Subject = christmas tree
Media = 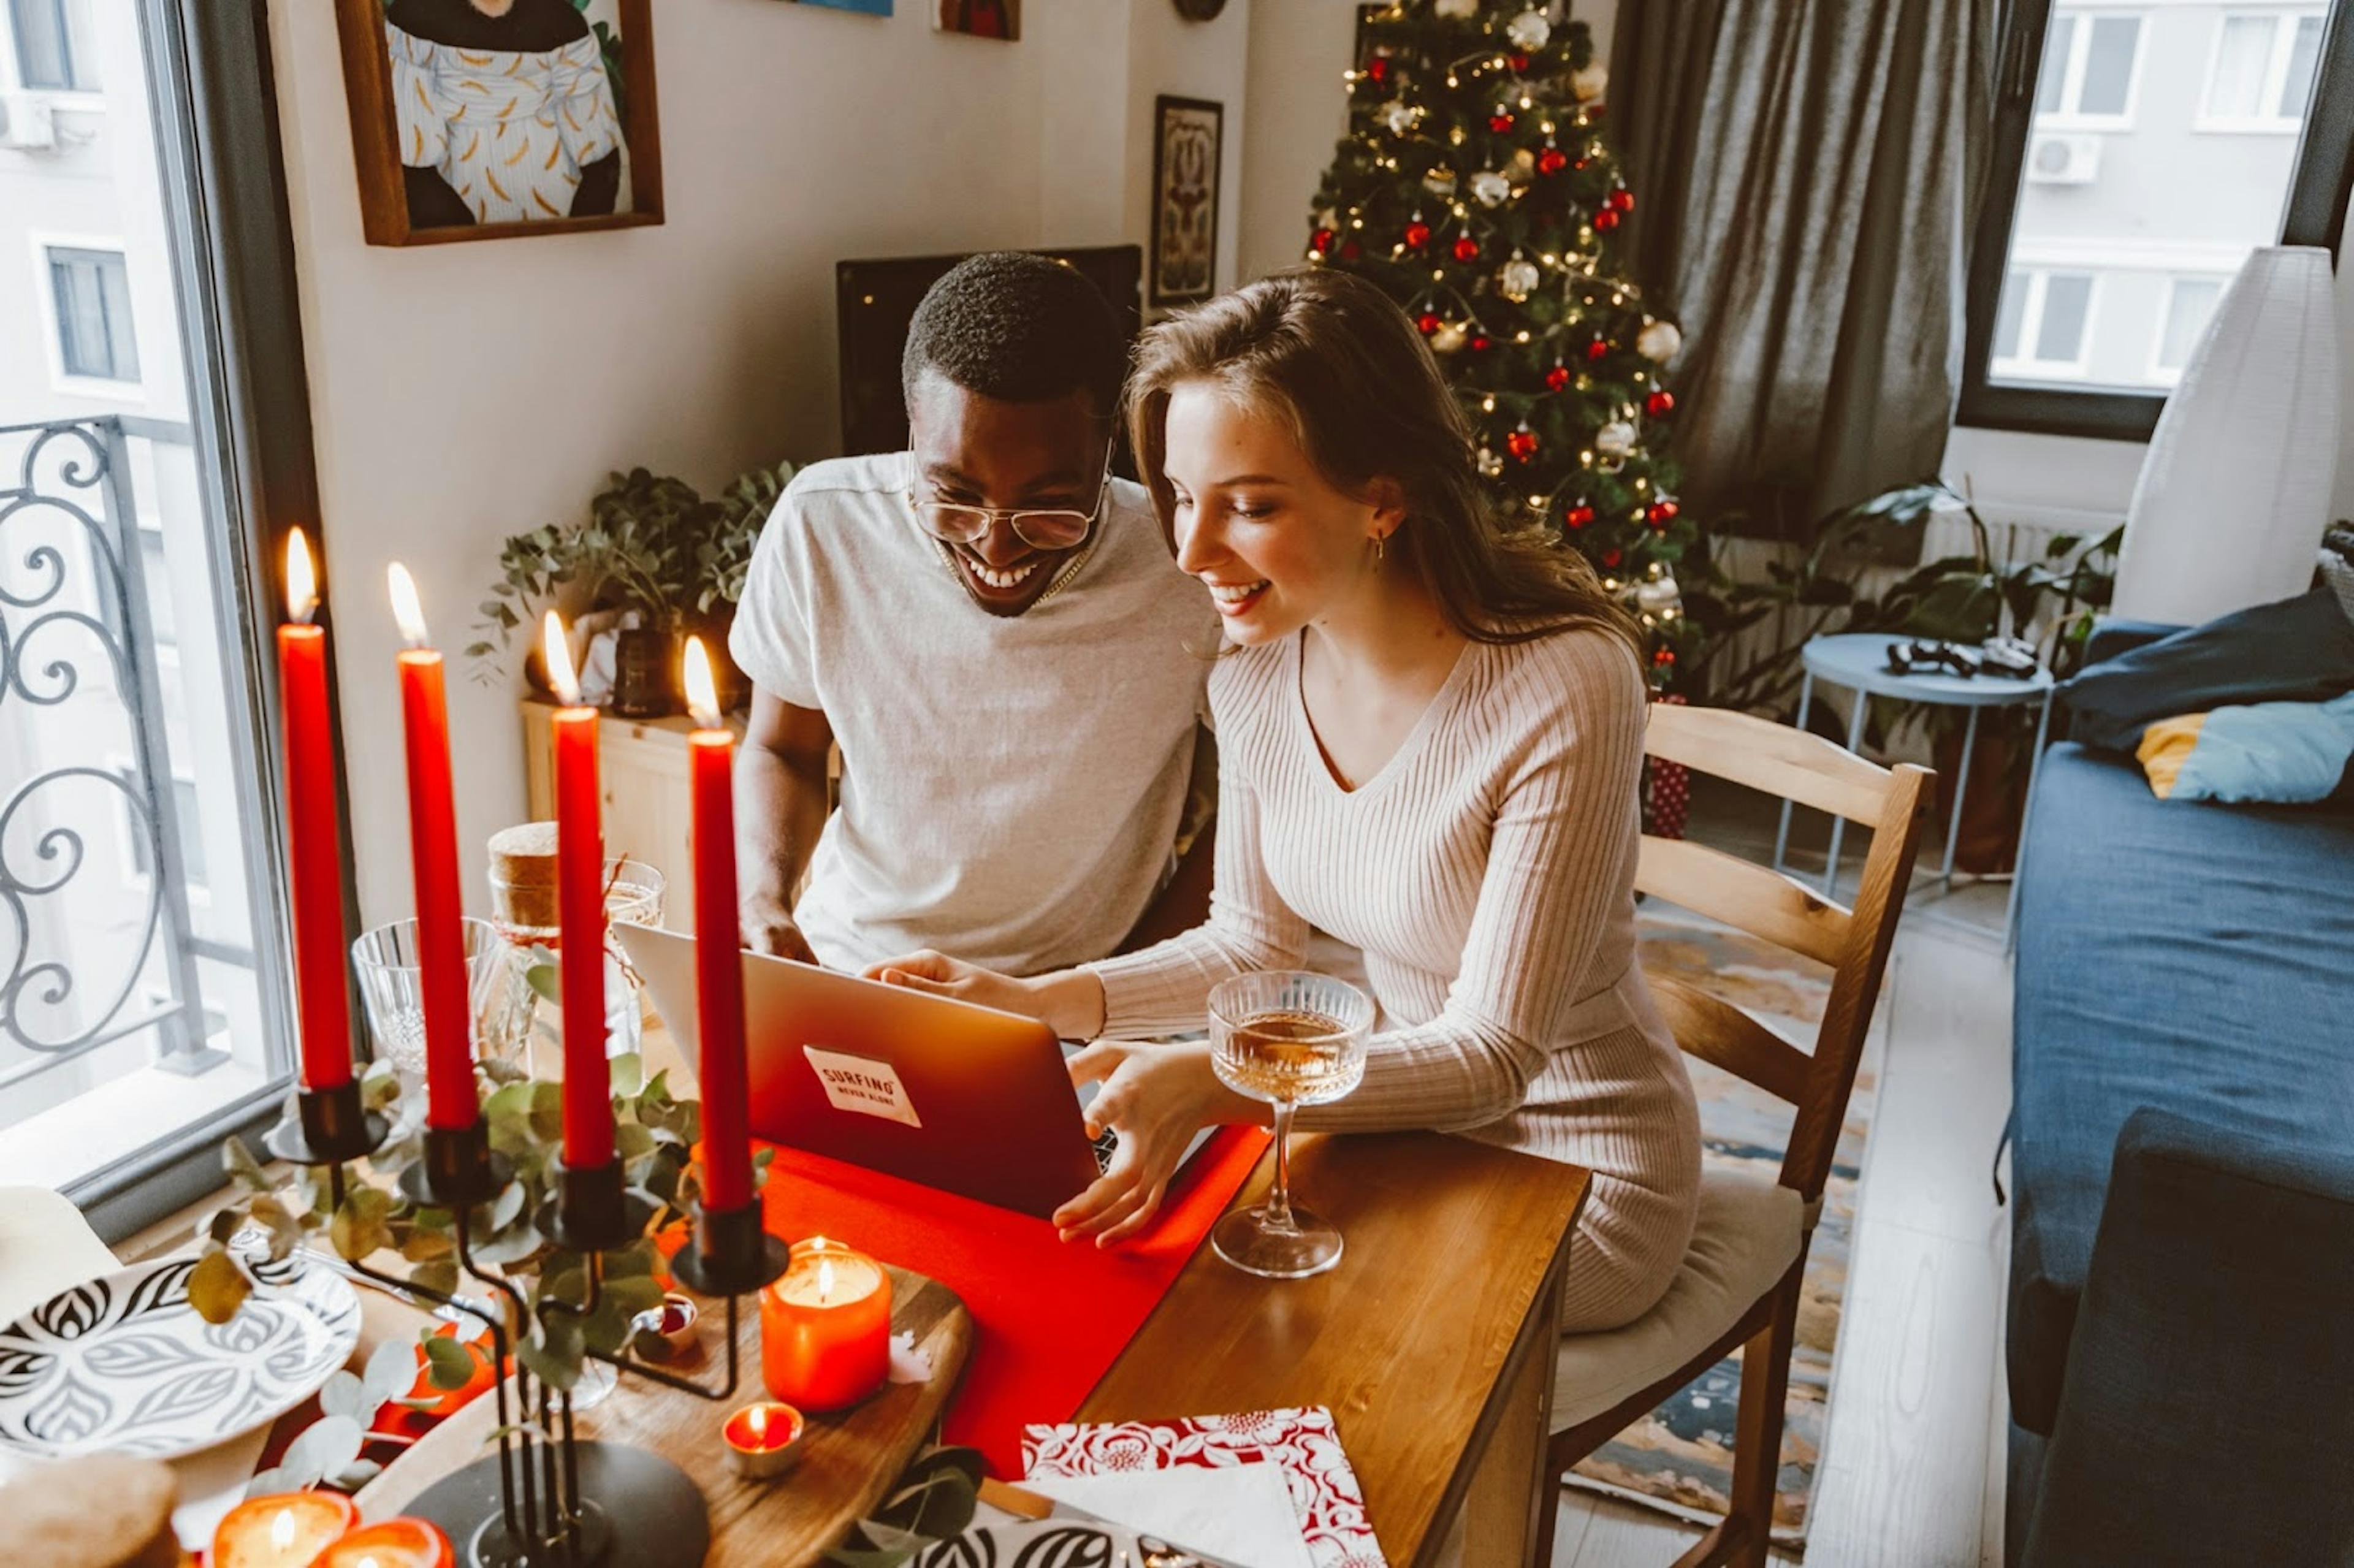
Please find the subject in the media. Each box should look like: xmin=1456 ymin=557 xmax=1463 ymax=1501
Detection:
xmin=1306 ymin=0 xmax=1700 ymax=688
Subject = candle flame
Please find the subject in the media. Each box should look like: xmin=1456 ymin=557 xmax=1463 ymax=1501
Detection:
xmin=748 ymin=1406 xmax=768 ymax=1442
xmin=684 ymin=636 xmax=721 ymax=730
xmin=543 ymin=610 xmax=581 ymax=706
xmin=284 ymin=529 xmax=318 ymax=625
xmin=816 ymin=1255 xmax=836 ymax=1304
xmin=271 ymin=1509 xmax=297 ymax=1550
xmin=387 ymin=563 xmax=430 ymax=649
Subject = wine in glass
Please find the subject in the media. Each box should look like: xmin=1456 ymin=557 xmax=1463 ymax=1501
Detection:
xmin=1208 ymin=970 xmax=1374 ymax=1279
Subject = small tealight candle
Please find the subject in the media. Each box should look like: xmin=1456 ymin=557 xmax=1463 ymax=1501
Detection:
xmin=723 ymin=1400 xmax=806 ymax=1480
xmin=314 ymin=1517 xmax=456 ymax=1568
xmin=212 ymin=1492 xmax=359 ymax=1568
xmin=760 ymin=1237 xmax=893 ymax=1412
xmin=633 ymin=1291 xmax=701 ymax=1361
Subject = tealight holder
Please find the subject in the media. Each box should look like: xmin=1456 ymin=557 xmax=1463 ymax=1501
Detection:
xmin=269 ymin=1083 xmax=791 ymax=1568
xmin=632 ymin=1293 xmax=701 ymax=1362
xmin=721 ymin=1402 xmax=804 ymax=1482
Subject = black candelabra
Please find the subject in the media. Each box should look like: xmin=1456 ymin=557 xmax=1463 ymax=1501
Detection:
xmin=269 ymin=1078 xmax=790 ymax=1568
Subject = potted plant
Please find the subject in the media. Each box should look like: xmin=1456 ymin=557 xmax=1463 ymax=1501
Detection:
xmin=470 ymin=460 xmax=793 ymax=718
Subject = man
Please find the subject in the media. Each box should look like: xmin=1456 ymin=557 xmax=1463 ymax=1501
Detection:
xmin=728 ymin=252 xmax=1218 ymax=976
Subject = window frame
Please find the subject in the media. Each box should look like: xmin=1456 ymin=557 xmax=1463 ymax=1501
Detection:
xmin=45 ymin=242 xmax=142 ymax=385
xmin=2197 ymin=7 xmax=2329 ymax=132
xmin=53 ymin=0 xmax=350 ymax=1241
xmin=1959 ymin=0 xmax=2354 ymax=442
xmin=2147 ymin=272 xmax=2230 ymax=380
xmin=1989 ymin=267 xmax=2103 ymax=379
xmin=2036 ymin=7 xmax=2150 ymax=130
xmin=7 ymin=0 xmax=91 ymax=92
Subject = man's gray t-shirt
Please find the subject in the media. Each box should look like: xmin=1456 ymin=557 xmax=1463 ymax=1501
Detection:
xmin=728 ymin=453 xmax=1217 ymax=976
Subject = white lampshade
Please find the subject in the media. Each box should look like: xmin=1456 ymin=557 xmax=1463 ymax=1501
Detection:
xmin=2112 ymin=245 xmax=2339 ymax=626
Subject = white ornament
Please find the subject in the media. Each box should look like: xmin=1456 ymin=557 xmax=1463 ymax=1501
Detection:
xmin=1637 ymin=319 xmax=1683 ymax=363
xmin=1477 ymin=446 xmax=1505 ymax=479
xmin=1423 ymin=165 xmax=1458 ymax=199
xmin=1382 ymin=99 xmax=1418 ymax=135
xmin=1431 ymin=322 xmax=1468 ymax=354
xmin=1571 ymin=62 xmax=1609 ymax=104
xmin=1636 ymin=572 xmax=1682 ymax=614
xmin=1506 ymin=9 xmax=1552 ymax=50
xmin=1434 ymin=0 xmax=1478 ymax=17
xmin=1498 ymin=256 xmax=1541 ymax=302
xmin=1470 ymin=170 xmax=1512 ymax=208
xmin=1596 ymin=419 xmax=1638 ymax=459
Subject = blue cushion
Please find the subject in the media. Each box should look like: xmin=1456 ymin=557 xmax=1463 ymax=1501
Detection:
xmin=2019 ymin=1110 xmax=2354 ymax=1566
xmin=2008 ymin=742 xmax=2354 ymax=1434
xmin=2057 ymin=588 xmax=2354 ymax=753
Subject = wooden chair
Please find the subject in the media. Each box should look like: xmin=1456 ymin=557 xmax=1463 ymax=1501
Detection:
xmin=1532 ymin=704 xmax=1932 ymax=1568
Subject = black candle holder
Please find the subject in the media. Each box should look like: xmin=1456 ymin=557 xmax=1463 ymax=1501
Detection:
xmin=278 ymin=1086 xmax=790 ymax=1568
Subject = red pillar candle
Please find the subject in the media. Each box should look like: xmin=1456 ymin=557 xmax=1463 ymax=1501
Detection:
xmin=543 ymin=611 xmax=614 ymax=1171
xmin=277 ymin=530 xmax=352 ymax=1093
xmin=760 ymin=1237 xmax=893 ymax=1412
xmin=684 ymin=637 xmax=753 ymax=1213
xmin=211 ymin=1490 xmax=359 ymax=1568
xmin=388 ymin=565 xmax=477 ymax=1132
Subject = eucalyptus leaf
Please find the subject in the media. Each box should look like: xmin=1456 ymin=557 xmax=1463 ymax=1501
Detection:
xmin=280 ymin=1415 xmax=364 ymax=1485
xmin=519 ymin=1330 xmax=581 ymax=1392
xmin=222 ymin=1135 xmax=270 ymax=1194
xmin=366 ymin=1338 xmax=421 ymax=1405
xmin=330 ymin=1458 xmax=383 ymax=1491
xmin=424 ymin=1332 xmax=480 ymax=1391
xmin=610 ymin=1053 xmax=645 ymax=1099
xmin=188 ymin=1247 xmax=252 ymax=1324
xmin=318 ymin=1369 xmax=369 ymax=1421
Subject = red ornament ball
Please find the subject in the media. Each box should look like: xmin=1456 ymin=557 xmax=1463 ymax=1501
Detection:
xmin=1652 ymin=646 xmax=1677 ymax=666
xmin=1311 ymin=227 xmax=1336 ymax=255
xmin=1563 ymin=502 xmax=1595 ymax=529
xmin=1584 ymin=336 xmax=1610 ymax=362
xmin=1404 ymin=219 xmax=1433 ymax=249
xmin=1469 ymin=333 xmax=1495 ymax=352
xmin=1340 ymin=240 xmax=1363 ymax=259
xmin=1601 ymin=547 xmax=1623 ymax=568
xmin=1645 ymin=389 xmax=1676 ymax=417
xmin=1646 ymin=500 xmax=1680 ymax=528
xmin=1366 ymin=55 xmax=1391 ymax=85
xmin=1489 ymin=109 xmax=1516 ymax=132
xmin=1545 ymin=362 xmax=1571 ymax=392
xmin=1537 ymin=147 xmax=1569 ymax=177
xmin=1452 ymin=232 xmax=1481 ymax=262
xmin=1509 ymin=51 xmax=1530 ymax=72
xmin=1610 ymin=187 xmax=1636 ymax=212
xmin=1416 ymin=311 xmax=1444 ymax=335
xmin=1593 ymin=208 xmax=1622 ymax=232
xmin=1506 ymin=428 xmax=1539 ymax=463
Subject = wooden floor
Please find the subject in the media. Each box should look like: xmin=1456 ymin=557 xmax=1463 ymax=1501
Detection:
xmin=1555 ymin=785 xmax=2015 ymax=1567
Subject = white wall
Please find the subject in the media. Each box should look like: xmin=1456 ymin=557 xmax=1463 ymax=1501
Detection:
xmin=1236 ymin=0 xmax=1618 ymax=286
xmin=265 ymin=0 xmax=1247 ymax=927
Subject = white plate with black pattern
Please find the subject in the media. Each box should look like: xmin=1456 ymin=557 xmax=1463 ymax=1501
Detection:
xmin=0 ymin=1244 xmax=360 ymax=1460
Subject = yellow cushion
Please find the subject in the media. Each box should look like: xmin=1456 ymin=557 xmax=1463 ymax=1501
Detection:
xmin=2135 ymin=712 xmax=2207 ymax=799
xmin=1552 ymin=1171 xmax=1805 ymax=1433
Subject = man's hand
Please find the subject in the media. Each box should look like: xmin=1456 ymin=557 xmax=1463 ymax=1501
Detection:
xmin=741 ymin=894 xmax=819 ymax=964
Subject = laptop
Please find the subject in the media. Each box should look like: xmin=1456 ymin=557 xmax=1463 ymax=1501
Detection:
xmin=615 ymin=923 xmax=1211 ymax=1220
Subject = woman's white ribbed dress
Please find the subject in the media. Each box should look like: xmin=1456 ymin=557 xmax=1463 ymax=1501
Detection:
xmin=1086 ymin=625 xmax=1701 ymax=1330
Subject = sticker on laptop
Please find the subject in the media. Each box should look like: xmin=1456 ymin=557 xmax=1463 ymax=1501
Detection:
xmin=802 ymin=1046 xmax=923 ymax=1128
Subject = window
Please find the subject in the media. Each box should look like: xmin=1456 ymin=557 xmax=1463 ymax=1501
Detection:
xmin=0 ymin=0 xmax=330 ymax=1236
xmin=1992 ymin=269 xmax=2099 ymax=379
xmin=2152 ymin=275 xmax=2226 ymax=376
xmin=47 ymin=246 xmax=140 ymax=383
xmin=1962 ymin=0 xmax=2354 ymax=440
xmin=2203 ymin=10 xmax=2328 ymax=127
xmin=2036 ymin=10 xmax=2146 ymax=124
xmin=9 ymin=0 xmax=94 ymax=91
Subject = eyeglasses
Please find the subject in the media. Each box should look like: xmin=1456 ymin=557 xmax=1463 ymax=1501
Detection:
xmin=904 ymin=449 xmax=1112 ymax=552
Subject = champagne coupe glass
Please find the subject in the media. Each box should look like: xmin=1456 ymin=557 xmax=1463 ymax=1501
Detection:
xmin=1208 ymin=970 xmax=1375 ymax=1279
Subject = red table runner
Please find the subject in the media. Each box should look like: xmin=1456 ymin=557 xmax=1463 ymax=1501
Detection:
xmin=758 ymin=1126 xmax=1270 ymax=1476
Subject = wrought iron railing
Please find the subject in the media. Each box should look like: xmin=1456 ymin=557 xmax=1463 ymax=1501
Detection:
xmin=0 ymin=414 xmax=224 ymax=1090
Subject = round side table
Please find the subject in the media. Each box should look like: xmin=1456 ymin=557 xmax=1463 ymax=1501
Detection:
xmin=1770 ymin=633 xmax=2055 ymax=945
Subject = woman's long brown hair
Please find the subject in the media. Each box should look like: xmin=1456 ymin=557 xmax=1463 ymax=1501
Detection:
xmin=1126 ymin=267 xmax=1640 ymax=652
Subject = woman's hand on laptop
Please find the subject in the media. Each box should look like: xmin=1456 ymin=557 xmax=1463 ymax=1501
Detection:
xmin=864 ymin=953 xmax=1108 ymax=1041
xmin=1054 ymin=1041 xmax=1230 ymax=1246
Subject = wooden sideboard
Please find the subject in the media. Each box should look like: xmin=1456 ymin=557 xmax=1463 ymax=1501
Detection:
xmin=519 ymin=699 xmax=745 ymax=917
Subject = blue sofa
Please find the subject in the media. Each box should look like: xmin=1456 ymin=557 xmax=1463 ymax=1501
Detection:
xmin=2006 ymin=623 xmax=2354 ymax=1566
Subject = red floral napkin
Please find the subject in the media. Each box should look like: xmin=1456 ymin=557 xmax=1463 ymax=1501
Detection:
xmin=1022 ymin=1407 xmax=1387 ymax=1568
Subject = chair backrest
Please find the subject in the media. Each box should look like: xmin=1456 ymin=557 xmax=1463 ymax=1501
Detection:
xmin=1637 ymin=703 xmax=1931 ymax=1205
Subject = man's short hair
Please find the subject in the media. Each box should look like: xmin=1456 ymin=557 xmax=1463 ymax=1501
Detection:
xmin=901 ymin=252 xmax=1126 ymax=419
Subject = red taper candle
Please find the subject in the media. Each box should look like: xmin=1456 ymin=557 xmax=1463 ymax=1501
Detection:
xmin=683 ymin=638 xmax=752 ymax=1212
xmin=543 ymin=611 xmax=614 ymax=1170
xmin=388 ymin=565 xmax=476 ymax=1132
xmin=278 ymin=530 xmax=352 ymax=1092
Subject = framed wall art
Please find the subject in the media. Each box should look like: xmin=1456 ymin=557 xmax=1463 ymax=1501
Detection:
xmin=334 ymin=0 xmax=664 ymax=246
xmin=1149 ymin=94 xmax=1221 ymax=306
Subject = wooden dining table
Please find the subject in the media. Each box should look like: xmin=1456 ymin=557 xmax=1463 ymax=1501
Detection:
xmin=351 ymin=1028 xmax=1591 ymax=1567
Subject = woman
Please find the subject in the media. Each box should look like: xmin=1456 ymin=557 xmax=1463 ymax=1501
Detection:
xmin=872 ymin=268 xmax=1700 ymax=1331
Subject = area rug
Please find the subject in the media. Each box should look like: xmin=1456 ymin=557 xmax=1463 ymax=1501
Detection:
xmin=1561 ymin=907 xmax=1879 ymax=1555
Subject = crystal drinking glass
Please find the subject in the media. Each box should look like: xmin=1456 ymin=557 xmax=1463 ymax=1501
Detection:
xmin=351 ymin=916 xmax=538 ymax=1083
xmin=1207 ymin=970 xmax=1375 ymax=1279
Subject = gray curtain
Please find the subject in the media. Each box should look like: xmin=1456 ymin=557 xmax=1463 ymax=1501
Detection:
xmin=1611 ymin=0 xmax=2004 ymax=536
